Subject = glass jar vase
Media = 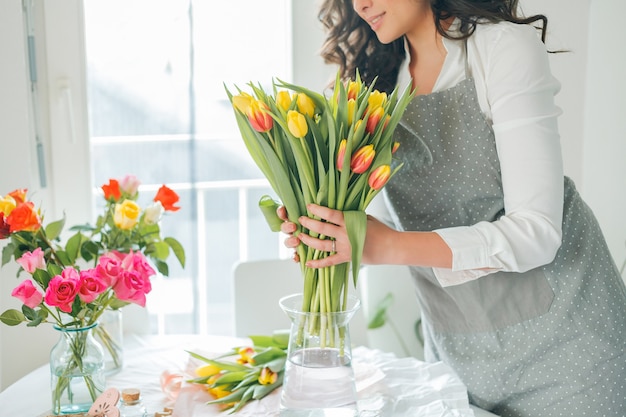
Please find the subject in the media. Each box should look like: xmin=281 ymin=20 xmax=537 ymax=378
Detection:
xmin=94 ymin=308 xmax=124 ymax=375
xmin=278 ymin=293 xmax=360 ymax=417
xmin=50 ymin=323 xmax=106 ymax=415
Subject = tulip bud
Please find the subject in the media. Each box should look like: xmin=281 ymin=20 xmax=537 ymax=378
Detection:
xmin=287 ymin=110 xmax=308 ymax=138
xmin=296 ymin=93 xmax=315 ymax=118
xmin=276 ymin=90 xmax=293 ymax=111
xmin=232 ymin=92 xmax=254 ymax=114
xmin=347 ymin=98 xmax=356 ymax=126
xmin=347 ymin=80 xmax=360 ymax=101
xmin=367 ymin=90 xmax=387 ymax=110
xmin=336 ymin=139 xmax=347 ymax=171
xmin=366 ymin=106 xmax=386 ymax=135
xmin=350 ymin=144 xmax=375 ymax=174
xmin=248 ymin=100 xmax=274 ymax=133
xmin=368 ymin=165 xmax=391 ymax=190
xmin=258 ymin=367 xmax=278 ymax=385
xmin=392 ymin=142 xmax=400 ymax=153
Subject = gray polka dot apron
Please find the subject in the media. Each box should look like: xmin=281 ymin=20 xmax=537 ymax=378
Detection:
xmin=383 ymin=48 xmax=626 ymax=417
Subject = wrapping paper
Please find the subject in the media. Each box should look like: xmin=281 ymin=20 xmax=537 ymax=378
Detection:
xmin=172 ymin=346 xmax=475 ymax=417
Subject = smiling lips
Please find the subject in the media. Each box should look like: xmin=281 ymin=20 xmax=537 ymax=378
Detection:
xmin=367 ymin=13 xmax=384 ymax=30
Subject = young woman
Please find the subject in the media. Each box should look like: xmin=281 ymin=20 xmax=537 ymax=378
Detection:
xmin=279 ymin=0 xmax=626 ymax=416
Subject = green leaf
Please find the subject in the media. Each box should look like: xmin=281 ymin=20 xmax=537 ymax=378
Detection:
xmin=2 ymin=243 xmax=15 ymax=266
xmin=258 ymin=195 xmax=283 ymax=232
xmin=343 ymin=210 xmax=367 ymax=286
xmin=32 ymin=268 xmax=51 ymax=288
xmin=186 ymin=351 xmax=250 ymax=372
xmin=65 ymin=231 xmax=88 ymax=265
xmin=164 ymin=237 xmax=186 ymax=268
xmin=250 ymin=346 xmax=287 ymax=365
xmin=154 ymin=259 xmax=169 ymax=277
xmin=367 ymin=293 xmax=394 ymax=329
xmin=149 ymin=241 xmax=170 ymax=261
xmin=0 ymin=309 xmax=26 ymax=326
xmin=45 ymin=217 xmax=66 ymax=241
xmin=214 ymin=371 xmax=249 ymax=385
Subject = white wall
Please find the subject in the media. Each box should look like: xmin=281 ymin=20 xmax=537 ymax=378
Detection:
xmin=583 ymin=0 xmax=626 ymax=273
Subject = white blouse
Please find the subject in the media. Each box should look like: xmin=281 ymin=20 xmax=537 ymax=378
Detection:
xmin=390 ymin=20 xmax=564 ymax=287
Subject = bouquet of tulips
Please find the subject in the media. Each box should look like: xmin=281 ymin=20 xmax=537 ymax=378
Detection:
xmin=226 ymin=72 xmax=413 ymax=346
xmin=0 ymin=176 xmax=185 ymax=413
xmin=187 ymin=332 xmax=288 ymax=413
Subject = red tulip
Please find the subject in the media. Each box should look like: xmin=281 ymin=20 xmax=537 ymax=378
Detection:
xmin=368 ymin=165 xmax=391 ymax=190
xmin=350 ymin=145 xmax=375 ymax=174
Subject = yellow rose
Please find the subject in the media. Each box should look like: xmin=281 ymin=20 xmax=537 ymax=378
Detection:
xmin=0 ymin=195 xmax=17 ymax=216
xmin=114 ymin=200 xmax=141 ymax=230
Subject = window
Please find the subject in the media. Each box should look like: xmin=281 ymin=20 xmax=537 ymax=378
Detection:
xmin=83 ymin=0 xmax=293 ymax=335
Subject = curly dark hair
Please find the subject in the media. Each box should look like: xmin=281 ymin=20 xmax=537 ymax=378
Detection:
xmin=318 ymin=0 xmax=548 ymax=93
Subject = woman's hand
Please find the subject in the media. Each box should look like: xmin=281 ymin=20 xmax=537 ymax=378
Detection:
xmin=278 ymin=203 xmax=398 ymax=268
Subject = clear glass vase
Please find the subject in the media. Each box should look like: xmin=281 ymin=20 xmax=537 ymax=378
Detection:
xmin=279 ymin=293 xmax=360 ymax=417
xmin=50 ymin=323 xmax=106 ymax=415
xmin=94 ymin=308 xmax=124 ymax=375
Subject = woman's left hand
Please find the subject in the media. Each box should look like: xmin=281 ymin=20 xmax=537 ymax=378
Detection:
xmin=297 ymin=204 xmax=352 ymax=268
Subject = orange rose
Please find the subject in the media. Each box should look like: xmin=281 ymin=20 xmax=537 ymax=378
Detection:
xmin=102 ymin=179 xmax=122 ymax=201
xmin=7 ymin=202 xmax=41 ymax=233
xmin=8 ymin=189 xmax=27 ymax=205
xmin=154 ymin=185 xmax=180 ymax=212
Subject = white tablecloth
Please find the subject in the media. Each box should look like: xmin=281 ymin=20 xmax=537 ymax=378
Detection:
xmin=0 ymin=334 xmax=499 ymax=417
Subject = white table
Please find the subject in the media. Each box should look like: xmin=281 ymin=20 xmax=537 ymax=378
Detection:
xmin=0 ymin=334 xmax=499 ymax=417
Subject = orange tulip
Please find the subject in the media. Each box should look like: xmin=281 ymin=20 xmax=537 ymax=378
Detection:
xmin=248 ymin=100 xmax=274 ymax=133
xmin=154 ymin=185 xmax=181 ymax=212
xmin=102 ymin=179 xmax=122 ymax=202
xmin=368 ymin=165 xmax=391 ymax=190
xmin=366 ymin=106 xmax=386 ymax=135
xmin=6 ymin=202 xmax=41 ymax=233
xmin=236 ymin=346 xmax=255 ymax=365
xmin=350 ymin=144 xmax=375 ymax=174
xmin=347 ymin=80 xmax=360 ymax=101
xmin=336 ymin=139 xmax=347 ymax=171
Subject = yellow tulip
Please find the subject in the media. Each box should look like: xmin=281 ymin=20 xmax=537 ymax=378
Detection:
xmin=367 ymin=90 xmax=387 ymax=110
xmin=236 ymin=346 xmax=256 ymax=364
xmin=114 ymin=200 xmax=141 ymax=230
xmin=258 ymin=367 xmax=278 ymax=385
xmin=287 ymin=110 xmax=308 ymax=138
xmin=296 ymin=93 xmax=315 ymax=118
xmin=232 ymin=92 xmax=254 ymax=114
xmin=347 ymin=98 xmax=356 ymax=126
xmin=276 ymin=90 xmax=293 ymax=111
xmin=196 ymin=364 xmax=221 ymax=378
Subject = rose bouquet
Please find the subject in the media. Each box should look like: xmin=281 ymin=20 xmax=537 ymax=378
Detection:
xmin=0 ymin=175 xmax=185 ymax=413
xmin=226 ymin=73 xmax=412 ymax=343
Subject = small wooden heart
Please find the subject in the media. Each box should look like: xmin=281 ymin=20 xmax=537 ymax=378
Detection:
xmin=87 ymin=388 xmax=120 ymax=417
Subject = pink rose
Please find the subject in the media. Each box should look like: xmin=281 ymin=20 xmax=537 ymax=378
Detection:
xmin=44 ymin=268 xmax=80 ymax=313
xmin=113 ymin=269 xmax=152 ymax=307
xmin=96 ymin=252 xmax=124 ymax=286
xmin=16 ymin=247 xmax=46 ymax=274
xmin=128 ymin=252 xmax=156 ymax=280
xmin=11 ymin=280 xmax=43 ymax=309
xmin=78 ymin=268 xmax=108 ymax=303
xmin=119 ymin=175 xmax=140 ymax=196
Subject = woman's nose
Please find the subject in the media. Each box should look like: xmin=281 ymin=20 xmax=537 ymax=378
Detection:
xmin=352 ymin=0 xmax=371 ymax=13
